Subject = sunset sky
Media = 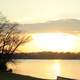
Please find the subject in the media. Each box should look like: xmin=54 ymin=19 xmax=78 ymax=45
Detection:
xmin=1 ymin=0 xmax=80 ymax=52
xmin=0 ymin=0 xmax=80 ymax=23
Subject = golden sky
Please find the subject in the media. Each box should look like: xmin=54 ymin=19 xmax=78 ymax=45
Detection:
xmin=1 ymin=0 xmax=80 ymax=52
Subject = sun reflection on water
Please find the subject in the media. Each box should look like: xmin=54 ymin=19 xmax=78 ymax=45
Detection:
xmin=51 ymin=60 xmax=61 ymax=79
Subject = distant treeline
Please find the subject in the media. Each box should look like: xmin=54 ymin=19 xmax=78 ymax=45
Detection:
xmin=1 ymin=51 xmax=80 ymax=59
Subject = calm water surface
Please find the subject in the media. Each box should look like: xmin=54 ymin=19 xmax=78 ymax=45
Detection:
xmin=8 ymin=60 xmax=80 ymax=79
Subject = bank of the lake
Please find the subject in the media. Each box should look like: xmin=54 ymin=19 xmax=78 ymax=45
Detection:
xmin=0 ymin=72 xmax=50 ymax=80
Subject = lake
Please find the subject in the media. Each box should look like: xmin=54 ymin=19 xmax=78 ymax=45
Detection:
xmin=7 ymin=60 xmax=80 ymax=79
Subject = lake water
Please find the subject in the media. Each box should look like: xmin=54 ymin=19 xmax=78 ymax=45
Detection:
xmin=8 ymin=60 xmax=80 ymax=79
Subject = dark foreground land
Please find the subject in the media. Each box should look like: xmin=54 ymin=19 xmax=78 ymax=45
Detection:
xmin=0 ymin=72 xmax=49 ymax=80
xmin=0 ymin=72 xmax=76 ymax=80
xmin=0 ymin=72 xmax=77 ymax=80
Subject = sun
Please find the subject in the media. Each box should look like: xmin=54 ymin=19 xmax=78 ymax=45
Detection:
xmin=32 ymin=32 xmax=76 ymax=52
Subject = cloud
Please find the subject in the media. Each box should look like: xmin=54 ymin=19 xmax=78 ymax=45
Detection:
xmin=18 ymin=19 xmax=80 ymax=34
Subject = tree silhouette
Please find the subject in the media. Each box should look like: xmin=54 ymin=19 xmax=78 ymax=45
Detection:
xmin=0 ymin=12 xmax=31 ymax=72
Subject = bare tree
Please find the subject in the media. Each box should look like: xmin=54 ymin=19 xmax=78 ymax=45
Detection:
xmin=0 ymin=12 xmax=31 ymax=72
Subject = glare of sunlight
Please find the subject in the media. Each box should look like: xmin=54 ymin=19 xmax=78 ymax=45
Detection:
xmin=32 ymin=33 xmax=77 ymax=52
